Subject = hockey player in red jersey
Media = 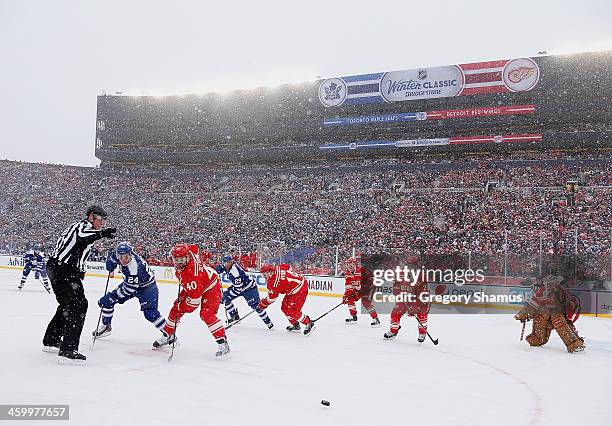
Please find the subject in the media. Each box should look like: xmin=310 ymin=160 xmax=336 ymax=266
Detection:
xmin=342 ymin=257 xmax=380 ymax=327
xmin=153 ymin=243 xmax=229 ymax=357
xmin=258 ymin=264 xmax=316 ymax=336
xmin=384 ymin=257 xmax=430 ymax=343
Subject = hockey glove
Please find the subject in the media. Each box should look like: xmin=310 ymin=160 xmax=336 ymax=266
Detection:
xmin=344 ymin=289 xmax=360 ymax=304
xmin=98 ymin=292 xmax=117 ymax=307
xmin=106 ymin=253 xmax=118 ymax=272
xmin=101 ymin=228 xmax=117 ymax=238
xmin=514 ymin=307 xmax=533 ymax=322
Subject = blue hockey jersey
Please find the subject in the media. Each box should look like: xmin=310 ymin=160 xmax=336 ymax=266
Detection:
xmin=216 ymin=262 xmax=256 ymax=293
xmin=24 ymin=250 xmax=46 ymax=269
xmin=106 ymin=253 xmax=156 ymax=299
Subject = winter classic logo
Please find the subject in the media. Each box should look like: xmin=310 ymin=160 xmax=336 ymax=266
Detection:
xmin=502 ymin=58 xmax=540 ymax=92
xmin=319 ymin=78 xmax=347 ymax=107
xmin=380 ymin=65 xmax=464 ymax=102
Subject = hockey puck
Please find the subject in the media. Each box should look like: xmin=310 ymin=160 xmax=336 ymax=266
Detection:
xmin=321 ymin=400 xmax=330 ymax=406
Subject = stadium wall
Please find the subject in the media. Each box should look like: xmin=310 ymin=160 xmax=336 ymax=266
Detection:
xmin=0 ymin=255 xmax=344 ymax=298
xmin=94 ymin=51 xmax=612 ymax=165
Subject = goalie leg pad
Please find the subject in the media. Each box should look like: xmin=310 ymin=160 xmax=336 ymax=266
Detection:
xmin=525 ymin=314 xmax=553 ymax=346
xmin=551 ymin=313 xmax=585 ymax=353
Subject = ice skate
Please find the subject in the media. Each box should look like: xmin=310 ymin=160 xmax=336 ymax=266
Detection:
xmin=153 ymin=332 xmax=178 ymax=349
xmin=568 ymin=338 xmax=586 ymax=353
xmin=57 ymin=350 xmax=86 ymax=365
xmin=303 ymin=318 xmax=316 ymax=336
xmin=570 ymin=344 xmax=586 ymax=353
xmin=215 ymin=338 xmax=230 ymax=358
xmin=384 ymin=326 xmax=401 ymax=340
xmin=92 ymin=324 xmax=112 ymax=339
xmin=42 ymin=343 xmax=60 ymax=353
xmin=227 ymin=310 xmax=240 ymax=326
xmin=345 ymin=315 xmax=358 ymax=324
xmin=286 ymin=322 xmax=301 ymax=332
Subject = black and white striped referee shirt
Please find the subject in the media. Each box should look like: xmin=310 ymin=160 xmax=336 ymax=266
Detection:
xmin=50 ymin=220 xmax=104 ymax=272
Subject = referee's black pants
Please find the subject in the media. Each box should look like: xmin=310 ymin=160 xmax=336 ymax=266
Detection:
xmin=43 ymin=259 xmax=88 ymax=352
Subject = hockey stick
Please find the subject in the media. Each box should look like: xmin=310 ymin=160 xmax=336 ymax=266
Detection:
xmin=223 ymin=302 xmax=230 ymax=325
xmin=520 ymin=320 xmax=527 ymax=341
xmin=36 ymin=276 xmax=51 ymax=293
xmin=225 ymin=309 xmax=257 ymax=330
xmin=415 ymin=316 xmax=438 ymax=345
xmin=91 ymin=271 xmax=112 ymax=349
xmin=168 ymin=279 xmax=184 ymax=362
xmin=312 ymin=302 xmax=344 ymax=323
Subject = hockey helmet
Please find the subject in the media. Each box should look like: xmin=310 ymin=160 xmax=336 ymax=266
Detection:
xmin=346 ymin=257 xmax=358 ymax=272
xmin=116 ymin=241 xmax=133 ymax=256
xmin=171 ymin=243 xmax=191 ymax=271
xmin=260 ymin=264 xmax=275 ymax=274
xmin=115 ymin=242 xmax=133 ymax=265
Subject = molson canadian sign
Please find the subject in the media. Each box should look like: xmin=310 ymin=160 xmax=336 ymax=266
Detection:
xmin=318 ymin=58 xmax=540 ymax=107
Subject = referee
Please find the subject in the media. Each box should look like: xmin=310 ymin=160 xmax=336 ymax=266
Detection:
xmin=43 ymin=205 xmax=117 ymax=364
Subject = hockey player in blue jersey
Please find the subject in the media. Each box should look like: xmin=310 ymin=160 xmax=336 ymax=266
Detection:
xmin=92 ymin=242 xmax=166 ymax=338
xmin=18 ymin=244 xmax=50 ymax=292
xmin=217 ymin=255 xmax=274 ymax=329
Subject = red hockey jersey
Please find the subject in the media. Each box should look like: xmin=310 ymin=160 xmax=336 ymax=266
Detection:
xmin=262 ymin=264 xmax=307 ymax=304
xmin=174 ymin=248 xmax=220 ymax=311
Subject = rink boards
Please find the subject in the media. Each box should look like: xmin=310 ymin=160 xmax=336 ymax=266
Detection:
xmin=2 ymin=255 xmax=611 ymax=317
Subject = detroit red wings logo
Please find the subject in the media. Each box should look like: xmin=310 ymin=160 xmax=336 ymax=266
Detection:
xmin=507 ymin=67 xmax=536 ymax=84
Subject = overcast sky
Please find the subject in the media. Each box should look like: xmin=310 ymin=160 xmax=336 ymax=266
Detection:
xmin=1 ymin=0 xmax=611 ymax=167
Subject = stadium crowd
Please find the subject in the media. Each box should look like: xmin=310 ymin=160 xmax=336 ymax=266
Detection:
xmin=0 ymin=157 xmax=610 ymax=276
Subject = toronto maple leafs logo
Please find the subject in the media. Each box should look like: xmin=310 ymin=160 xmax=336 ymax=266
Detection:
xmin=324 ymin=82 xmax=342 ymax=101
xmin=318 ymin=78 xmax=347 ymax=107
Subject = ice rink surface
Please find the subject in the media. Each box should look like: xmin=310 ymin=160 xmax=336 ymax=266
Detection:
xmin=1 ymin=268 xmax=611 ymax=426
